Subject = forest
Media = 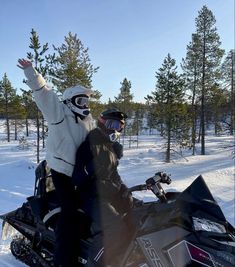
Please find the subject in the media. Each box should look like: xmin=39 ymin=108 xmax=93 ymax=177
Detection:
xmin=0 ymin=5 xmax=234 ymax=163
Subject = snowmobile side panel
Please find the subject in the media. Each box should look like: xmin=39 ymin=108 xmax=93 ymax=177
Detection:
xmin=167 ymin=240 xmax=216 ymax=267
xmin=137 ymin=226 xmax=190 ymax=267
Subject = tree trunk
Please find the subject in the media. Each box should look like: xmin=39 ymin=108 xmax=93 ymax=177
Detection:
xmin=201 ymin=32 xmax=206 ymax=155
xmin=191 ymin=62 xmax=198 ymax=156
xmin=14 ymin=119 xmax=17 ymax=140
xmin=192 ymin=110 xmax=197 ymax=155
xmin=230 ymin=52 xmax=234 ymax=135
xmin=201 ymin=88 xmax=205 ymax=155
xmin=129 ymin=135 xmax=131 ymax=148
xmin=36 ymin=111 xmax=40 ymax=163
xmin=25 ymin=118 xmax=29 ymax=137
xmin=166 ymin=122 xmax=171 ymax=163
xmin=42 ymin=118 xmax=45 ymax=148
xmin=6 ymin=117 xmax=10 ymax=142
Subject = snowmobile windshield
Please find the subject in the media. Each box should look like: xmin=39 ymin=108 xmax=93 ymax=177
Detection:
xmin=175 ymin=175 xmax=226 ymax=222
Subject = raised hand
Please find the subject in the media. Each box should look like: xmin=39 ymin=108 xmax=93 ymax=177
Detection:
xmin=17 ymin=59 xmax=32 ymax=69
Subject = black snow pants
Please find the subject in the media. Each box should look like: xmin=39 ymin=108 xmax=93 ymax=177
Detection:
xmin=80 ymin=197 xmax=131 ymax=267
xmin=51 ymin=169 xmax=79 ymax=267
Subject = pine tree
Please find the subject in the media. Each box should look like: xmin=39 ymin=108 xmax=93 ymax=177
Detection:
xmin=48 ymin=32 xmax=99 ymax=93
xmin=0 ymin=73 xmax=17 ymax=142
xmin=27 ymin=28 xmax=49 ymax=76
xmin=221 ymin=49 xmax=235 ymax=135
xmin=194 ymin=5 xmax=225 ymax=154
xmin=114 ymin=77 xmax=134 ymax=139
xmin=114 ymin=78 xmax=133 ymax=115
xmin=207 ymin=83 xmax=227 ymax=135
xmin=145 ymin=96 xmax=158 ymax=135
xmin=9 ymin=95 xmax=26 ymax=140
xmin=181 ymin=33 xmax=201 ymax=155
xmin=147 ymin=54 xmax=187 ymax=162
xmin=21 ymin=89 xmax=38 ymax=137
xmin=26 ymin=28 xmax=49 ymax=162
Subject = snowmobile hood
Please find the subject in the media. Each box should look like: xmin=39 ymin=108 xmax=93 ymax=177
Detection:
xmin=0 ymin=210 xmax=17 ymax=221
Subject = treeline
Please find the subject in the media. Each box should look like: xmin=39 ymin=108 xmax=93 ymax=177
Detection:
xmin=0 ymin=5 xmax=234 ymax=163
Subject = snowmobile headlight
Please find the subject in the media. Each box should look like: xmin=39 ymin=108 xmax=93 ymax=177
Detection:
xmin=192 ymin=217 xmax=226 ymax=233
xmin=1 ymin=221 xmax=19 ymax=240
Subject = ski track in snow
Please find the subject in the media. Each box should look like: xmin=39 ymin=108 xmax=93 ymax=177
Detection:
xmin=0 ymin=241 xmax=27 ymax=267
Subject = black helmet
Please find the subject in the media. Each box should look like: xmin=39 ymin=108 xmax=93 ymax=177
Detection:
xmin=98 ymin=108 xmax=127 ymax=142
xmin=100 ymin=108 xmax=127 ymax=123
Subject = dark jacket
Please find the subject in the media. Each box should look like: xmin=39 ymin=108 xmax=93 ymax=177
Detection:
xmin=72 ymin=128 xmax=132 ymax=214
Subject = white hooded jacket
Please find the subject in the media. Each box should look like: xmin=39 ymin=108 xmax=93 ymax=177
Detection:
xmin=23 ymin=66 xmax=94 ymax=177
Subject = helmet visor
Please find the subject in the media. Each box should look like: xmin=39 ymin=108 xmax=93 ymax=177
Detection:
xmin=104 ymin=119 xmax=124 ymax=132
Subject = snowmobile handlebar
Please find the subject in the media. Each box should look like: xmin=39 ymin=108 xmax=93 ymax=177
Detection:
xmin=128 ymin=172 xmax=171 ymax=202
xmin=128 ymin=184 xmax=148 ymax=192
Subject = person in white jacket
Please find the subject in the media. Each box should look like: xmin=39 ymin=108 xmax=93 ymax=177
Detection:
xmin=17 ymin=58 xmax=94 ymax=267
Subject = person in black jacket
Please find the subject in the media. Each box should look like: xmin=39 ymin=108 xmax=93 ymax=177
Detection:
xmin=72 ymin=108 xmax=134 ymax=266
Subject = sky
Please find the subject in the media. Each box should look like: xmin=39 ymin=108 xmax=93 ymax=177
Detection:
xmin=0 ymin=0 xmax=234 ymax=103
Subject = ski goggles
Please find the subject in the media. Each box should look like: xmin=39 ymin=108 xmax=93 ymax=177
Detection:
xmin=104 ymin=119 xmax=124 ymax=132
xmin=72 ymin=95 xmax=89 ymax=107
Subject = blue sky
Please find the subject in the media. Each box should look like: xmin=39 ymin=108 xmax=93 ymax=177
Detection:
xmin=0 ymin=0 xmax=234 ymax=103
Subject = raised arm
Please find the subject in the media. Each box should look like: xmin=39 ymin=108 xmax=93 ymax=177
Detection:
xmin=17 ymin=59 xmax=33 ymax=69
xmin=17 ymin=59 xmax=63 ymax=123
xmin=17 ymin=59 xmax=46 ymax=90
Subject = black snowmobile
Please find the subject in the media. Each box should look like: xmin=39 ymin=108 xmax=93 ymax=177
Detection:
xmin=0 ymin=160 xmax=235 ymax=267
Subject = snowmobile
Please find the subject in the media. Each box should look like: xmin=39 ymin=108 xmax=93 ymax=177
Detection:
xmin=0 ymin=159 xmax=235 ymax=267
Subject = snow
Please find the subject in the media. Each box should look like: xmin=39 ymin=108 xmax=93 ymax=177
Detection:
xmin=0 ymin=132 xmax=234 ymax=266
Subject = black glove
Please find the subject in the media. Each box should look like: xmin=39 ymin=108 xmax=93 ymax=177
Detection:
xmin=119 ymin=184 xmax=133 ymax=212
xmin=119 ymin=183 xmax=130 ymax=198
xmin=112 ymin=141 xmax=123 ymax=159
xmin=156 ymin=172 xmax=171 ymax=184
xmin=110 ymin=183 xmax=133 ymax=214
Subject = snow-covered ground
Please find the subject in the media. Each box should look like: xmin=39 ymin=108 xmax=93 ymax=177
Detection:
xmin=0 ymin=132 xmax=234 ymax=266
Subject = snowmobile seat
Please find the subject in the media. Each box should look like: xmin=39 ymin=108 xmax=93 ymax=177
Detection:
xmin=34 ymin=160 xmax=55 ymax=197
xmin=33 ymin=160 xmax=92 ymax=233
xmin=33 ymin=160 xmax=60 ymax=210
